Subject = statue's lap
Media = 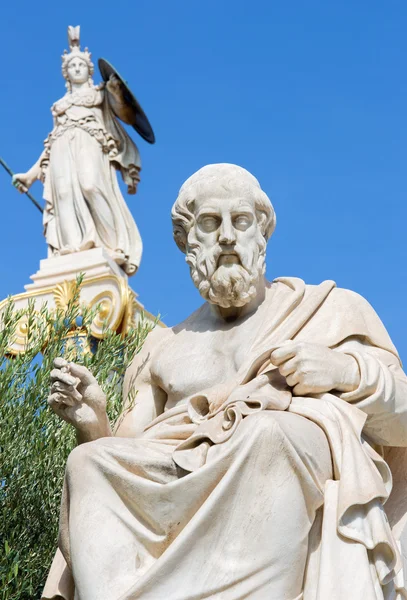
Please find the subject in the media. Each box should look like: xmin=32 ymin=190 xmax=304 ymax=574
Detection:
xmin=67 ymin=410 xmax=332 ymax=488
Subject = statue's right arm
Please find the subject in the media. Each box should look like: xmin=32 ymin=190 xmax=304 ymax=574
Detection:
xmin=13 ymin=111 xmax=58 ymax=192
xmin=48 ymin=328 xmax=168 ymax=442
xmin=13 ymin=149 xmax=47 ymax=192
xmin=114 ymin=329 xmax=168 ymax=438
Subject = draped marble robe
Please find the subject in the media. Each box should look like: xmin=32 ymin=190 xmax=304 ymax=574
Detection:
xmin=42 ymin=278 xmax=407 ymax=600
xmin=41 ymin=85 xmax=142 ymax=275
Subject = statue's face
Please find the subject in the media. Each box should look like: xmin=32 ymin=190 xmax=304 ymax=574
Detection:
xmin=186 ymin=194 xmax=266 ymax=308
xmin=67 ymin=57 xmax=89 ymax=84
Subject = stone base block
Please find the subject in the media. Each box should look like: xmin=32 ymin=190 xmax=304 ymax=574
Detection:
xmin=0 ymin=248 xmax=161 ymax=355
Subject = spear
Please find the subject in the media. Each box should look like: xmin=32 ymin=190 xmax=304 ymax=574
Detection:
xmin=0 ymin=157 xmax=43 ymax=214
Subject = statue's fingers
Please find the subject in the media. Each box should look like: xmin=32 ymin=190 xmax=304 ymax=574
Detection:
xmin=51 ymin=382 xmax=82 ymax=404
xmin=278 ymin=357 xmax=298 ymax=377
xmin=48 ymin=391 xmax=66 ymax=405
xmin=50 ymin=368 xmax=77 ymax=387
xmin=54 ymin=357 xmax=69 ymax=369
xmin=110 ymin=73 xmax=121 ymax=85
xmin=16 ymin=183 xmax=27 ymax=194
xmin=292 ymin=377 xmax=323 ymax=396
xmin=68 ymin=363 xmax=97 ymax=386
xmin=12 ymin=177 xmax=27 ymax=193
xmin=292 ymin=382 xmax=311 ymax=396
xmin=286 ymin=372 xmax=300 ymax=388
xmin=48 ymin=392 xmax=70 ymax=415
xmin=270 ymin=342 xmax=297 ymax=366
xmin=51 ymin=381 xmax=62 ymax=393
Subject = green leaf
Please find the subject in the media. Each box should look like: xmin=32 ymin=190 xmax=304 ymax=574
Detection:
xmin=0 ymin=290 xmax=154 ymax=598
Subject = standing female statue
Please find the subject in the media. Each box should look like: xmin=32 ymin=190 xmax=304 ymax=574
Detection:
xmin=13 ymin=26 xmax=146 ymax=275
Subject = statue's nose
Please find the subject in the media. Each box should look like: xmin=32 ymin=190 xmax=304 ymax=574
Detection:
xmin=219 ymin=220 xmax=236 ymax=245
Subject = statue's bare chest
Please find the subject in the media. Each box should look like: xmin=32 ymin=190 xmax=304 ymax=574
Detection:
xmin=151 ymin=312 xmax=263 ymax=405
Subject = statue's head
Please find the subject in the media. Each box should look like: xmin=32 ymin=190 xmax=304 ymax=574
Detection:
xmin=172 ymin=164 xmax=276 ymax=308
xmin=61 ymin=26 xmax=94 ymax=91
xmin=65 ymin=56 xmax=90 ymax=85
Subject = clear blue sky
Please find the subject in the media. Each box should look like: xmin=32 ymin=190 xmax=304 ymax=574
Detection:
xmin=1 ymin=1 xmax=406 ymax=360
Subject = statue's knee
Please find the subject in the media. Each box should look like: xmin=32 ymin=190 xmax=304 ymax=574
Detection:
xmin=66 ymin=441 xmax=101 ymax=477
xmin=80 ymin=175 xmax=97 ymax=198
xmin=241 ymin=412 xmax=286 ymax=445
xmin=57 ymin=188 xmax=73 ymax=206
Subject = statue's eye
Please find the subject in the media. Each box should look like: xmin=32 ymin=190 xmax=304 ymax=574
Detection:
xmin=234 ymin=215 xmax=252 ymax=230
xmin=199 ymin=216 xmax=220 ymax=232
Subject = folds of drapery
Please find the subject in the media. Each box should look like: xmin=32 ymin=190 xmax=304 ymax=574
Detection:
xmin=42 ymin=278 xmax=407 ymax=599
xmin=171 ymin=278 xmax=407 ymax=598
xmin=41 ymin=92 xmax=143 ymax=273
xmin=101 ymin=93 xmax=141 ymax=192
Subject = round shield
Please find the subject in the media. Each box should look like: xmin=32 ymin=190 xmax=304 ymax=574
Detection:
xmin=98 ymin=58 xmax=155 ymax=144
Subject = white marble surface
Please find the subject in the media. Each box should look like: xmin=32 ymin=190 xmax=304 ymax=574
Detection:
xmin=26 ymin=247 xmax=126 ymax=290
xmin=44 ymin=164 xmax=407 ymax=600
xmin=12 ymin=26 xmax=142 ymax=276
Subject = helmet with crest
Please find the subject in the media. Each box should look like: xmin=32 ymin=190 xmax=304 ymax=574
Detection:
xmin=61 ymin=26 xmax=94 ymax=89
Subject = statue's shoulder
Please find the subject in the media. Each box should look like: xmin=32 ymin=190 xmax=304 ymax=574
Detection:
xmin=270 ymin=276 xmax=373 ymax=312
xmin=296 ymin=279 xmax=398 ymax=355
xmin=170 ymin=302 xmax=210 ymax=333
xmin=298 ymin=279 xmax=382 ymax=324
xmin=124 ymin=325 xmax=173 ymax=380
xmin=51 ymin=93 xmax=72 ymax=115
xmin=141 ymin=325 xmax=174 ymax=353
xmin=124 ymin=305 xmax=207 ymax=379
xmin=321 ymin=283 xmax=375 ymax=313
xmin=134 ymin=303 xmax=207 ymax=359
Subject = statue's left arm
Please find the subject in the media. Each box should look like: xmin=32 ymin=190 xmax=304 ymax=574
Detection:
xmin=326 ymin=288 xmax=407 ymax=447
xmin=105 ymin=74 xmax=136 ymax=125
xmin=100 ymin=77 xmax=141 ymax=195
xmin=334 ymin=336 xmax=407 ymax=447
xmin=271 ymin=287 xmax=407 ymax=447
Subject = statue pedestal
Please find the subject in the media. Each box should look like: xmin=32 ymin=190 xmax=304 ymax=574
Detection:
xmin=0 ymin=248 xmax=160 ymax=355
xmin=25 ymin=247 xmax=125 ymax=291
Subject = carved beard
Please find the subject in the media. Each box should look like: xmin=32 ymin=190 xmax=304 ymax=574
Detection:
xmin=186 ymin=232 xmax=266 ymax=309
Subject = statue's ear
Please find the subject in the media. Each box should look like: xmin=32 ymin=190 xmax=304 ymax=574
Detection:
xmin=256 ymin=207 xmax=276 ymax=241
xmin=172 ymin=198 xmax=195 ymax=254
xmin=173 ymin=225 xmax=187 ymax=254
xmin=256 ymin=210 xmax=268 ymax=238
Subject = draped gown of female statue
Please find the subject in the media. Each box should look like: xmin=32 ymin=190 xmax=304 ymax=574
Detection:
xmin=14 ymin=26 xmax=143 ymax=276
xmin=42 ymin=85 xmax=142 ymax=275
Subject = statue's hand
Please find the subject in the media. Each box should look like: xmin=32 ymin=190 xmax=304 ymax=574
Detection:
xmin=48 ymin=358 xmax=111 ymax=442
xmin=12 ymin=173 xmax=32 ymax=193
xmin=270 ymin=341 xmax=360 ymax=396
xmin=106 ymin=73 xmax=123 ymax=98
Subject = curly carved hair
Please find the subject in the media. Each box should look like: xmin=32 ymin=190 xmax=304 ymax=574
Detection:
xmin=61 ymin=51 xmax=94 ymax=92
xmin=171 ymin=164 xmax=276 ymax=253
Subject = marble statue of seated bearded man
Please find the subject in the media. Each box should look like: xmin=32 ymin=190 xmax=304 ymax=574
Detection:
xmin=43 ymin=164 xmax=407 ymax=600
